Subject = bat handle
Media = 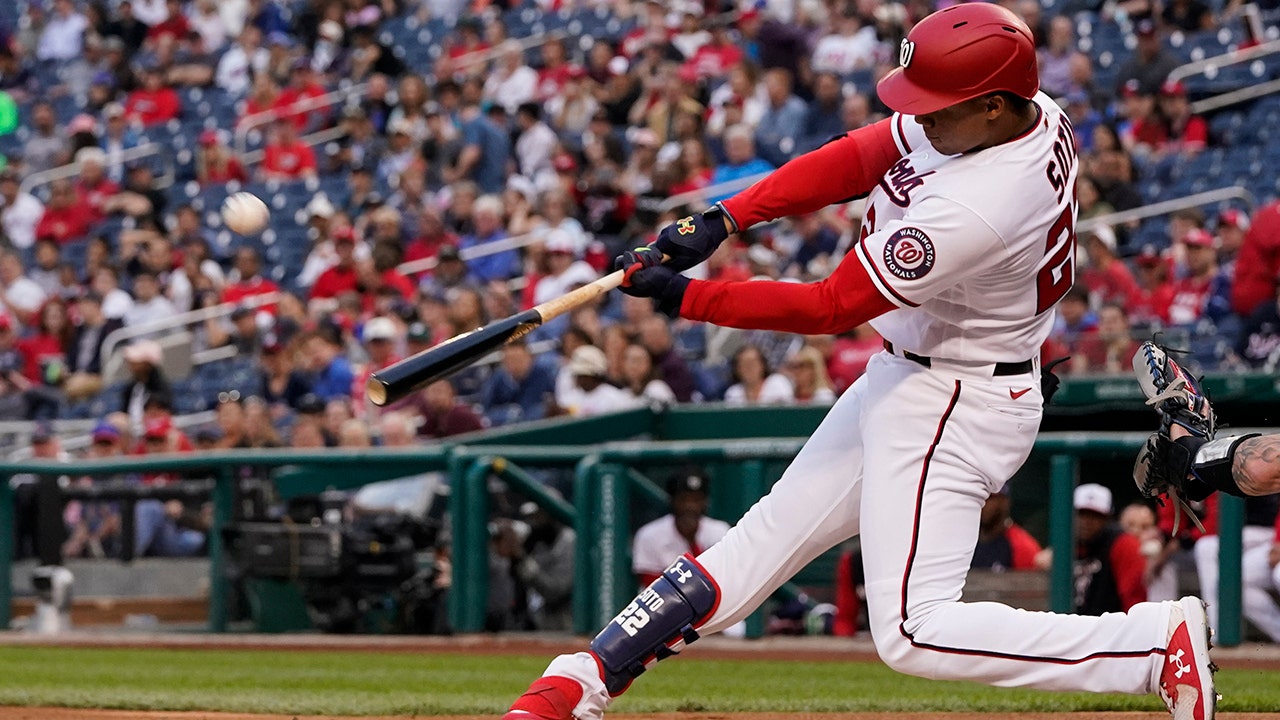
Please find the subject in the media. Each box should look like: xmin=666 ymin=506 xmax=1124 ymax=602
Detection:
xmin=532 ymin=268 xmax=625 ymax=324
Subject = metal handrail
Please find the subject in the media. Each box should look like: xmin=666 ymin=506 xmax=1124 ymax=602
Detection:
xmin=3 ymin=411 xmax=218 ymax=459
xmin=658 ymin=171 xmax=772 ymax=213
xmin=233 ymin=82 xmax=369 ymax=157
xmin=1190 ymin=78 xmax=1280 ymax=113
xmin=97 ymin=290 xmax=283 ymax=370
xmin=18 ymin=142 xmax=175 ymax=195
xmin=449 ymin=28 xmax=570 ymax=73
xmin=239 ymin=126 xmax=350 ymax=167
xmin=1167 ymin=37 xmax=1280 ymax=83
xmin=396 ymin=228 xmax=551 ymax=276
xmin=1076 ymin=185 xmax=1254 ymax=235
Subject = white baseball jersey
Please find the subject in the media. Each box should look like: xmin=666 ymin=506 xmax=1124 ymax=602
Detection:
xmin=855 ymin=92 xmax=1079 ymax=363
xmin=631 ymin=514 xmax=731 ymax=579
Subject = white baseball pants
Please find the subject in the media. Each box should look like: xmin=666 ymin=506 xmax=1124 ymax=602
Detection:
xmin=547 ymin=352 xmax=1173 ymax=720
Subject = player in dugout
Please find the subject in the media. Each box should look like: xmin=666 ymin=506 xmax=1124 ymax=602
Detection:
xmin=504 ymin=5 xmax=1217 ymax=720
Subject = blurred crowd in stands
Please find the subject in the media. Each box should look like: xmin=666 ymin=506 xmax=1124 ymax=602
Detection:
xmin=1 ymin=0 xmax=1279 ymax=558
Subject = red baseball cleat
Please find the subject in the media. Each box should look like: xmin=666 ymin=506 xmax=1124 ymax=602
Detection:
xmin=502 ymin=676 xmax=583 ymax=720
xmin=1158 ymin=596 xmax=1219 ymax=720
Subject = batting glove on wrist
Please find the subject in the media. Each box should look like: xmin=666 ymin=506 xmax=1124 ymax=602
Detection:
xmin=619 ymin=264 xmax=690 ymax=318
xmin=652 ymin=204 xmax=733 ymax=272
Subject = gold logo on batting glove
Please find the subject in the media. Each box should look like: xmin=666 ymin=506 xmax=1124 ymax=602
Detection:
xmin=676 ymin=217 xmax=696 ymax=236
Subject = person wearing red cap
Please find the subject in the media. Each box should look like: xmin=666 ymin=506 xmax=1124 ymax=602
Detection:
xmin=506 ymin=6 xmax=1216 ymax=720
xmin=1165 ymin=229 xmax=1233 ymax=327
xmin=1130 ymin=246 xmax=1177 ymax=326
xmin=1157 ymin=80 xmax=1208 ymax=156
xmin=308 ymin=228 xmax=361 ymax=309
xmin=195 ymin=130 xmax=248 ymax=185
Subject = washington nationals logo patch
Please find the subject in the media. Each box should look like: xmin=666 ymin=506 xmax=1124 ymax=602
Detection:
xmin=883 ymin=227 xmax=935 ymax=280
xmin=899 ymin=38 xmax=916 ymax=68
xmin=677 ymin=217 xmax=696 ymax=235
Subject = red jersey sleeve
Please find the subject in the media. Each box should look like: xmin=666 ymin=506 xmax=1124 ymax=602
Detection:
xmin=1005 ymin=523 xmax=1044 ymax=570
xmin=1110 ymin=533 xmax=1149 ymax=611
xmin=679 ymin=245 xmax=897 ymax=335
xmin=719 ymin=119 xmax=901 ymax=230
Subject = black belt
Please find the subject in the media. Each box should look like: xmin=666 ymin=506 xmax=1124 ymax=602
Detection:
xmin=883 ymin=341 xmax=1033 ymax=376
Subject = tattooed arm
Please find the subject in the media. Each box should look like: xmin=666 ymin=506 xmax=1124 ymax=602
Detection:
xmin=1170 ymin=426 xmax=1280 ymax=497
xmin=1232 ymin=434 xmax=1280 ymax=496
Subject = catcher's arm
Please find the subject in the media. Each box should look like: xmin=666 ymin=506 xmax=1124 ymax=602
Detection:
xmin=1170 ymin=425 xmax=1280 ymax=497
xmin=1132 ymin=341 xmax=1268 ymax=510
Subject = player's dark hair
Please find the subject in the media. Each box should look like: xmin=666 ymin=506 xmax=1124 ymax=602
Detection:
xmin=990 ymin=91 xmax=1033 ymax=113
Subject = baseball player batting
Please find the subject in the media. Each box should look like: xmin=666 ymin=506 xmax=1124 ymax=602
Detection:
xmin=504 ymin=5 xmax=1216 ymax=720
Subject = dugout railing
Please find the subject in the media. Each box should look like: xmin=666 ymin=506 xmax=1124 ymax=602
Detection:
xmin=0 ymin=409 xmax=1261 ymax=646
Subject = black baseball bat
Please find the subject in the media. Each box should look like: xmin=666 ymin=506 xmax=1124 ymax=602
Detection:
xmin=366 ymin=268 xmax=626 ymax=406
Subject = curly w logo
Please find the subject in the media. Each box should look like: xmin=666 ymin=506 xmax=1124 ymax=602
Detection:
xmin=676 ymin=217 xmax=696 ymax=236
xmin=899 ymin=38 xmax=916 ymax=68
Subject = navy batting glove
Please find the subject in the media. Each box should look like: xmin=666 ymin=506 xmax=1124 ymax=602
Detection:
xmin=614 ymin=244 xmax=663 ymax=286
xmin=619 ymin=265 xmax=690 ymax=318
xmin=652 ymin=204 xmax=733 ymax=272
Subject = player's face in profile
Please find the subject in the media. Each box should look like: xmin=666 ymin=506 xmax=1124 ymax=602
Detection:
xmin=913 ymin=96 xmax=997 ymax=156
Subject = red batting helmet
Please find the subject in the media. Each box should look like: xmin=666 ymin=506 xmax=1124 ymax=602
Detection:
xmin=876 ymin=3 xmax=1039 ymax=115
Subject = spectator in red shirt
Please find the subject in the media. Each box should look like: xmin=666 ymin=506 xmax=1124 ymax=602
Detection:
xmin=221 ymin=247 xmax=280 ymax=311
xmin=403 ymin=208 xmax=460 ymax=277
xmin=73 ymin=148 xmax=120 ymax=223
xmin=309 ymin=229 xmax=360 ymax=308
xmin=1128 ymin=246 xmax=1175 ymax=326
xmin=1157 ymin=80 xmax=1208 ymax=156
xmin=17 ymin=298 xmax=71 ymax=385
xmin=1118 ymin=81 xmax=1166 ymax=159
xmin=1079 ymin=225 xmax=1139 ymax=308
xmin=1164 ymin=228 xmax=1233 ymax=327
xmin=239 ymin=73 xmax=281 ymax=127
xmin=446 ymin=18 xmax=489 ymax=76
xmin=534 ymin=39 xmax=575 ymax=101
xmin=195 ymin=130 xmax=248 ymax=184
xmin=260 ymin=120 xmax=318 ymax=181
xmin=1232 ymin=198 xmax=1280 ymax=316
xmin=683 ymin=22 xmax=744 ymax=82
xmin=34 ymin=180 xmax=96 ymax=245
xmin=145 ymin=0 xmax=191 ymax=45
xmin=1072 ymin=303 xmax=1141 ymax=375
xmin=275 ymin=58 xmax=327 ymax=131
xmin=124 ymin=64 xmax=182 ymax=127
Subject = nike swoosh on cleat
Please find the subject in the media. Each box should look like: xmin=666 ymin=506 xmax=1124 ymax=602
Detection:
xmin=1009 ymin=388 xmax=1031 ymax=400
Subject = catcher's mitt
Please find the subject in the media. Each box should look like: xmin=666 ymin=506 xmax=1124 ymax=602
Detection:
xmin=1132 ymin=342 xmax=1216 ymax=533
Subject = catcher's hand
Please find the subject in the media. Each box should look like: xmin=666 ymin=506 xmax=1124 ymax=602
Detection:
xmin=1131 ymin=342 xmax=1216 ymax=531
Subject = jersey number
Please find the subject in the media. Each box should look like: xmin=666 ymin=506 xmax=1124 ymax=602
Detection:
xmin=1036 ymin=206 xmax=1075 ymax=315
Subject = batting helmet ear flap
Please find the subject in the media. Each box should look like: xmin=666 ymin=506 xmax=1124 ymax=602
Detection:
xmin=876 ymin=3 xmax=1039 ymax=115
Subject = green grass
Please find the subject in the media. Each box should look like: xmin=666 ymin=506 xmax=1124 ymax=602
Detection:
xmin=0 ymin=646 xmax=1278 ymax=715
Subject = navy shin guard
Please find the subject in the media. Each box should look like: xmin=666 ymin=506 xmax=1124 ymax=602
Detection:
xmin=589 ymin=554 xmax=720 ymax=695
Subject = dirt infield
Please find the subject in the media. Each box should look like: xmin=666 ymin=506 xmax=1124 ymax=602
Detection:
xmin=3 ymin=711 xmax=1280 ymax=720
